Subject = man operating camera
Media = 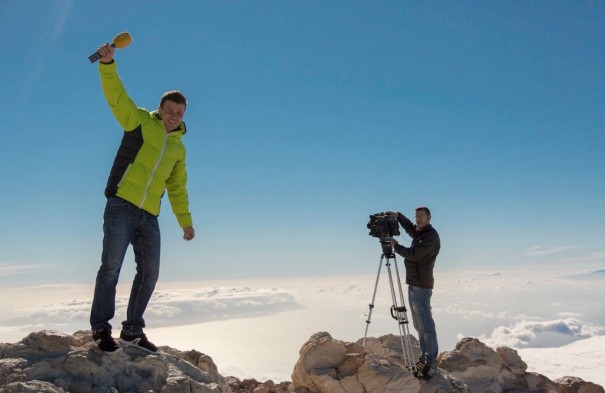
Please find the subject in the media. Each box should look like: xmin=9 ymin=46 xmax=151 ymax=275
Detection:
xmin=386 ymin=207 xmax=440 ymax=380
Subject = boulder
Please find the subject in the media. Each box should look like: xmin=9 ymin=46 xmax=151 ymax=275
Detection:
xmin=0 ymin=330 xmax=230 ymax=393
xmin=555 ymin=376 xmax=605 ymax=393
xmin=1 ymin=330 xmax=603 ymax=393
xmin=291 ymin=333 xmax=604 ymax=393
xmin=438 ymin=337 xmax=562 ymax=392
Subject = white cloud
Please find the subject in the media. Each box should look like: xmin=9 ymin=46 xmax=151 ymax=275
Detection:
xmin=519 ymin=336 xmax=605 ymax=387
xmin=481 ymin=318 xmax=605 ymax=349
xmin=0 ymin=263 xmax=49 ymax=277
xmin=568 ymin=267 xmax=605 ymax=280
xmin=1 ymin=269 xmax=605 ymax=386
xmin=0 ymin=286 xmax=303 ymax=332
xmin=571 ymin=252 xmax=605 ymax=263
xmin=525 ymin=246 xmax=582 ymax=256
xmin=438 ymin=305 xmax=520 ymax=321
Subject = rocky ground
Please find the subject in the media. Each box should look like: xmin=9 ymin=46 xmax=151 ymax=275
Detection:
xmin=0 ymin=330 xmax=603 ymax=393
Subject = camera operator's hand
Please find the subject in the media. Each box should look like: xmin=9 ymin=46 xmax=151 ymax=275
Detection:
xmin=390 ymin=238 xmax=399 ymax=248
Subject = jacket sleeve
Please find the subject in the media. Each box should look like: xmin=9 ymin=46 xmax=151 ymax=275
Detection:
xmin=166 ymin=152 xmax=193 ymax=228
xmin=394 ymin=230 xmax=440 ymax=262
xmin=397 ymin=213 xmax=416 ymax=237
xmin=99 ymin=61 xmax=146 ymax=131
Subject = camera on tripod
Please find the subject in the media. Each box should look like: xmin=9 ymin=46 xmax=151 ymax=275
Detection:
xmin=367 ymin=212 xmax=401 ymax=256
xmin=363 ymin=212 xmax=416 ymax=371
xmin=367 ymin=212 xmax=400 ymax=240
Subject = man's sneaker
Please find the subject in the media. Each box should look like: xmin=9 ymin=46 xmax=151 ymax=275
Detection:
xmin=92 ymin=330 xmax=122 ymax=353
xmin=119 ymin=332 xmax=158 ymax=353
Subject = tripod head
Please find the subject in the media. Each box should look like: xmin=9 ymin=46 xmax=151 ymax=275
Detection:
xmin=380 ymin=237 xmax=396 ymax=258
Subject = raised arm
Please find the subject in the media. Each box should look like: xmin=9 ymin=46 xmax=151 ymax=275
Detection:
xmin=96 ymin=43 xmax=145 ymax=131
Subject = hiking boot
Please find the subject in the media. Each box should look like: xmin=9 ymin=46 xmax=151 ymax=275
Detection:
xmin=414 ymin=361 xmax=436 ymax=380
xmin=407 ymin=357 xmax=427 ymax=373
xmin=411 ymin=356 xmax=436 ymax=379
xmin=92 ymin=330 xmax=122 ymax=353
xmin=415 ymin=358 xmax=427 ymax=370
xmin=119 ymin=332 xmax=158 ymax=353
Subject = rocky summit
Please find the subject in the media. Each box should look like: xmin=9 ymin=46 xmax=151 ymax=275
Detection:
xmin=0 ymin=330 xmax=603 ymax=393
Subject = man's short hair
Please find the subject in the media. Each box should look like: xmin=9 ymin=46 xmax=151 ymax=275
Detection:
xmin=160 ymin=90 xmax=187 ymax=108
xmin=416 ymin=206 xmax=431 ymax=216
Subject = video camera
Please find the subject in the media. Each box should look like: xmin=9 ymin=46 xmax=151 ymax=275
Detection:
xmin=367 ymin=212 xmax=400 ymax=240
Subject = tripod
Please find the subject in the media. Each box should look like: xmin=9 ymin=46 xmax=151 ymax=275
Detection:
xmin=362 ymin=240 xmax=416 ymax=372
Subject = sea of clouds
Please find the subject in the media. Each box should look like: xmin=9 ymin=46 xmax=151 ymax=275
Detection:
xmin=0 ymin=265 xmax=603 ymax=386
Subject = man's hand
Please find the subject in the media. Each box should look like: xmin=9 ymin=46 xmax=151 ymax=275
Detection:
xmin=97 ymin=43 xmax=115 ymax=63
xmin=390 ymin=238 xmax=399 ymax=248
xmin=183 ymin=226 xmax=195 ymax=241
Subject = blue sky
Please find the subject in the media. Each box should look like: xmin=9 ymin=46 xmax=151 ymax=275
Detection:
xmin=1 ymin=1 xmax=604 ymax=286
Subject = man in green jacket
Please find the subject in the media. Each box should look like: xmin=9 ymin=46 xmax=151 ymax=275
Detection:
xmin=90 ymin=42 xmax=195 ymax=353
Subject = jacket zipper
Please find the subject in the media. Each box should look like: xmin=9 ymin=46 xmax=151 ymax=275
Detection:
xmin=139 ymin=134 xmax=168 ymax=209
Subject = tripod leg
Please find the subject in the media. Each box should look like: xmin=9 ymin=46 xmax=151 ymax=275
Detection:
xmin=363 ymin=254 xmax=385 ymax=346
xmin=386 ymin=255 xmax=417 ymax=372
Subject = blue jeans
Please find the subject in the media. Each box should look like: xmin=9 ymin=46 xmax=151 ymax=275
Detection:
xmin=408 ymin=285 xmax=438 ymax=364
xmin=90 ymin=196 xmax=161 ymax=336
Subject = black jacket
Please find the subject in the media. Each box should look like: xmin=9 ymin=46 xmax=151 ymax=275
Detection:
xmin=393 ymin=213 xmax=440 ymax=289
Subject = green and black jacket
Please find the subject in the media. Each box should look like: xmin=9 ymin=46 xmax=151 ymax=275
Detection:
xmin=99 ymin=61 xmax=192 ymax=228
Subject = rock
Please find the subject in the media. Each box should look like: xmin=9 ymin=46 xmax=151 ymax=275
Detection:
xmin=1 ymin=330 xmax=603 ymax=393
xmin=291 ymin=333 xmax=604 ymax=393
xmin=1 ymin=380 xmax=67 ymax=393
xmin=555 ymin=376 xmax=605 ymax=393
xmin=225 ymin=377 xmax=290 ymax=393
xmin=0 ymin=330 xmax=231 ymax=393
xmin=438 ymin=337 xmax=563 ymax=393
xmin=290 ymin=331 xmax=348 ymax=391
xmin=0 ymin=358 xmax=28 ymax=386
xmin=291 ymin=333 xmax=466 ymax=393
